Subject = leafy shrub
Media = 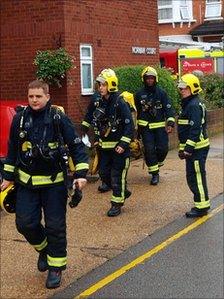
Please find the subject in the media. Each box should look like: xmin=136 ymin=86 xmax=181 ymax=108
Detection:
xmin=199 ymin=73 xmax=224 ymax=109
xmin=114 ymin=65 xmax=180 ymax=112
xmin=34 ymin=48 xmax=74 ymax=87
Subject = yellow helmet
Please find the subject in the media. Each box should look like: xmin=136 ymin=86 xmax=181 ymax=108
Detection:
xmin=178 ymin=74 xmax=202 ymax=95
xmin=96 ymin=68 xmax=118 ymax=92
xmin=141 ymin=66 xmax=158 ymax=82
xmin=0 ymin=184 xmax=16 ymax=214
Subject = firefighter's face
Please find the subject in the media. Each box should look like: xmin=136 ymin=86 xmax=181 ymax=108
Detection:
xmin=28 ymin=88 xmax=50 ymax=110
xmin=179 ymin=86 xmax=191 ymax=99
xmin=144 ymin=75 xmax=156 ymax=86
xmin=99 ymin=82 xmax=109 ymax=98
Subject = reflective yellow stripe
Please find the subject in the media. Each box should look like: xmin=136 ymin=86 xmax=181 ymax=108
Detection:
xmin=33 ymin=237 xmax=48 ymax=251
xmin=4 ymin=164 xmax=15 ymax=172
xmin=148 ymin=121 xmax=166 ymax=129
xmin=120 ymin=136 xmax=131 ymax=144
xmin=194 ymin=160 xmax=205 ymax=201
xmin=148 ymin=164 xmax=159 ymax=172
xmin=195 ymin=200 xmax=210 ymax=209
xmin=99 ymin=140 xmax=118 ymax=149
xmin=167 ymin=117 xmax=175 ymax=123
xmin=179 ymin=138 xmax=209 ymax=151
xmin=32 ymin=172 xmax=64 ymax=185
xmin=186 ymin=139 xmax=196 ymax=147
xmin=18 ymin=169 xmax=31 ymax=183
xmin=75 ymin=163 xmax=89 ymax=171
xmin=178 ymin=119 xmax=189 ymax=125
xmin=195 ymin=138 xmax=210 ymax=149
xmin=112 ymin=158 xmax=130 ymax=204
xmin=82 ymin=120 xmax=91 ymax=128
xmin=47 ymin=255 xmax=67 ymax=267
xmin=137 ymin=120 xmax=148 ymax=126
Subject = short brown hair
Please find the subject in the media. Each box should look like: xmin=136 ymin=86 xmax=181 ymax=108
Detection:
xmin=28 ymin=79 xmax=49 ymax=94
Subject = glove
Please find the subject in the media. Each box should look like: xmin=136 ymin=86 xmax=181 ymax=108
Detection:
xmin=69 ymin=189 xmax=82 ymax=208
xmin=178 ymin=150 xmax=192 ymax=160
xmin=178 ymin=150 xmax=185 ymax=160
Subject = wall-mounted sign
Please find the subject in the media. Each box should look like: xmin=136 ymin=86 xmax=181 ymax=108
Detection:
xmin=181 ymin=58 xmax=214 ymax=74
xmin=132 ymin=47 xmax=156 ymax=55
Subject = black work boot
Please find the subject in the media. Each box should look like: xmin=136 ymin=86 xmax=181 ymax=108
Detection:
xmin=150 ymin=173 xmax=159 ymax=185
xmin=125 ymin=190 xmax=132 ymax=199
xmin=185 ymin=207 xmax=210 ymax=218
xmin=107 ymin=203 xmax=122 ymax=217
xmin=37 ymin=251 xmax=48 ymax=272
xmin=98 ymin=182 xmax=111 ymax=193
xmin=46 ymin=269 xmax=62 ymax=289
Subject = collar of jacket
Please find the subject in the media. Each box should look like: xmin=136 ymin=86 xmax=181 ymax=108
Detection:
xmin=181 ymin=95 xmax=196 ymax=108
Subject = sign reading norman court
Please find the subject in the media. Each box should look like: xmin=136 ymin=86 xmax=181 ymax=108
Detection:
xmin=132 ymin=46 xmax=156 ymax=55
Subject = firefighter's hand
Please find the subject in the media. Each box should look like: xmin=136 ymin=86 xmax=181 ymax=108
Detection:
xmin=178 ymin=151 xmax=185 ymax=160
xmin=0 ymin=179 xmax=14 ymax=191
xmin=183 ymin=151 xmax=192 ymax=158
xmin=115 ymin=145 xmax=125 ymax=154
xmin=166 ymin=126 xmax=173 ymax=134
xmin=178 ymin=151 xmax=192 ymax=160
xmin=72 ymin=178 xmax=87 ymax=191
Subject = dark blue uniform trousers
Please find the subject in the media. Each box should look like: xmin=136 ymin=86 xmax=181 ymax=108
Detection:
xmin=185 ymin=147 xmax=210 ymax=210
xmin=141 ymin=127 xmax=168 ymax=174
xmin=15 ymin=184 xmax=68 ymax=269
xmin=98 ymin=149 xmax=130 ymax=204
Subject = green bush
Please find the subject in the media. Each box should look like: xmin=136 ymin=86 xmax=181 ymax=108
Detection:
xmin=199 ymin=73 xmax=224 ymax=109
xmin=34 ymin=48 xmax=74 ymax=87
xmin=114 ymin=65 xmax=180 ymax=112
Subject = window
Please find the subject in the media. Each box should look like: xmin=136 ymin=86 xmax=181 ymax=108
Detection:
xmin=205 ymin=0 xmax=222 ymax=18
xmin=158 ymin=0 xmax=193 ymax=23
xmin=158 ymin=0 xmax=173 ymax=22
xmin=80 ymin=44 xmax=93 ymax=95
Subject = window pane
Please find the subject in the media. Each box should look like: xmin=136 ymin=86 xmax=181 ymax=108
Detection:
xmin=207 ymin=0 xmax=220 ymax=3
xmin=158 ymin=0 xmax=172 ymax=6
xmin=82 ymin=63 xmax=92 ymax=89
xmin=159 ymin=8 xmax=172 ymax=19
xmin=81 ymin=47 xmax=91 ymax=58
xmin=206 ymin=3 xmax=221 ymax=16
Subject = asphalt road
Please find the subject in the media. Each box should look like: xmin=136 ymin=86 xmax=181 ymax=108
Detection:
xmin=52 ymin=193 xmax=223 ymax=299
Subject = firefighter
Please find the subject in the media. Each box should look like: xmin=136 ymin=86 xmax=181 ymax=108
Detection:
xmin=135 ymin=66 xmax=175 ymax=185
xmin=82 ymin=68 xmax=134 ymax=216
xmin=177 ymin=74 xmax=210 ymax=217
xmin=0 ymin=80 xmax=89 ymax=289
xmin=81 ymin=91 xmax=111 ymax=193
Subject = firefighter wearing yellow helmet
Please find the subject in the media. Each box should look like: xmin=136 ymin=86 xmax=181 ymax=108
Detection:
xmin=135 ymin=66 xmax=175 ymax=185
xmin=81 ymin=68 xmax=134 ymax=217
xmin=177 ymin=73 xmax=210 ymax=218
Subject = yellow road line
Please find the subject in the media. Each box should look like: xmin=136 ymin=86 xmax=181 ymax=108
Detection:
xmin=75 ymin=204 xmax=224 ymax=298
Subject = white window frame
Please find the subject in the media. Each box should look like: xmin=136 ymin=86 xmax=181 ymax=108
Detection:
xmin=205 ymin=0 xmax=222 ymax=19
xmin=80 ymin=44 xmax=94 ymax=95
xmin=158 ymin=0 xmax=173 ymax=23
xmin=158 ymin=0 xmax=194 ymax=24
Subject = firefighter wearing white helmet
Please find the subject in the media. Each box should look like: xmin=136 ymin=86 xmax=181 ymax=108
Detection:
xmin=177 ymin=73 xmax=210 ymax=218
xmin=135 ymin=66 xmax=175 ymax=185
xmin=81 ymin=68 xmax=134 ymax=217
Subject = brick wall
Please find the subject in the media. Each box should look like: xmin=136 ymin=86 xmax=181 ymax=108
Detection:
xmin=1 ymin=0 xmax=159 ymax=123
xmin=169 ymin=108 xmax=224 ymax=150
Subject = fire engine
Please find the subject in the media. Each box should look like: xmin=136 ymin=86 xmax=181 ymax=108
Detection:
xmin=159 ymin=48 xmax=224 ymax=78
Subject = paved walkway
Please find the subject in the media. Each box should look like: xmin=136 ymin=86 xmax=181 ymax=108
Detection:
xmin=0 ymin=133 xmax=223 ymax=299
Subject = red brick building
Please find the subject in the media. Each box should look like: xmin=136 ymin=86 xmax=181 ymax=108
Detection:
xmin=0 ymin=0 xmax=159 ymax=122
